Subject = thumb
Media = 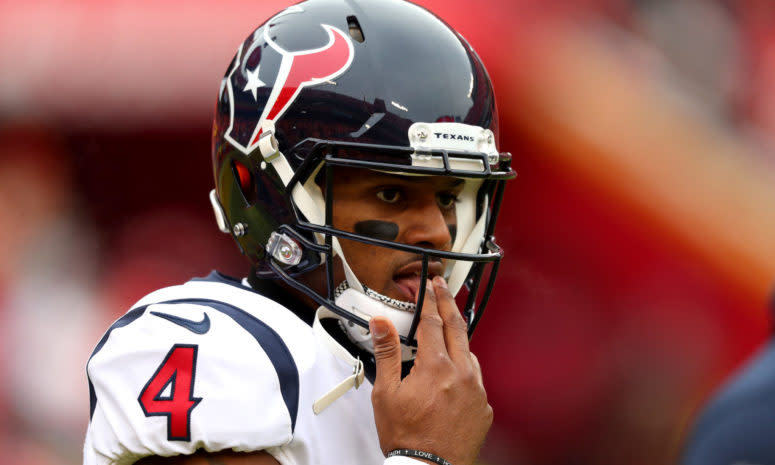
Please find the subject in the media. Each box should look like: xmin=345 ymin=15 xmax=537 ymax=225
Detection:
xmin=370 ymin=316 xmax=402 ymax=388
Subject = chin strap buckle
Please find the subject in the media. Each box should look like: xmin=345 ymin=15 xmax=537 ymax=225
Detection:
xmin=312 ymin=357 xmax=365 ymax=415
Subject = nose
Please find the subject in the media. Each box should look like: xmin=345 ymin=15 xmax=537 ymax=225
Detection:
xmin=401 ymin=197 xmax=453 ymax=251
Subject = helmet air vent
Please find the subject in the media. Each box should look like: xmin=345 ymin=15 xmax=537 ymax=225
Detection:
xmin=347 ymin=16 xmax=365 ymax=43
xmin=231 ymin=161 xmax=256 ymax=205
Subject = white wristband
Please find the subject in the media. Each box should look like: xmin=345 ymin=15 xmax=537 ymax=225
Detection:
xmin=385 ymin=456 xmax=428 ymax=464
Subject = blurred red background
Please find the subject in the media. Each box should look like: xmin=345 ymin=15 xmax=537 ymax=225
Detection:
xmin=2 ymin=1 xmax=775 ymax=464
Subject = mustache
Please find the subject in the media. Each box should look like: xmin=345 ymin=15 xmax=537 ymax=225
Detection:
xmin=395 ymin=254 xmax=443 ymax=268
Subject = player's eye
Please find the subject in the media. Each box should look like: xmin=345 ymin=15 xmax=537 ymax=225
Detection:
xmin=436 ymin=192 xmax=459 ymax=209
xmin=376 ymin=188 xmax=401 ymax=204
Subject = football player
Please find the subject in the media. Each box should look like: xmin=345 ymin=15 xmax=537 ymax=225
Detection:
xmin=680 ymin=298 xmax=775 ymax=464
xmin=83 ymin=0 xmax=515 ymax=464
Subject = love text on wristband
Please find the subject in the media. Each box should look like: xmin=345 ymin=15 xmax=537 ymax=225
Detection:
xmin=387 ymin=448 xmax=454 ymax=465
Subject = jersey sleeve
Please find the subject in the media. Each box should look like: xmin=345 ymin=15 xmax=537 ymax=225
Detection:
xmin=84 ymin=299 xmax=300 ymax=465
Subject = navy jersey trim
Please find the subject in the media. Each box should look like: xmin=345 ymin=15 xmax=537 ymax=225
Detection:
xmin=87 ymin=297 xmax=300 ymax=432
xmin=88 ymin=307 xmax=147 ymax=419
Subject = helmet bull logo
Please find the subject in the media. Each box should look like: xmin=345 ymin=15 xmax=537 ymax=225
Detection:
xmin=224 ymin=17 xmax=355 ymax=155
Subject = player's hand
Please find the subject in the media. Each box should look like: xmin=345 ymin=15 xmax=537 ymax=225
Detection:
xmin=370 ymin=276 xmax=492 ymax=465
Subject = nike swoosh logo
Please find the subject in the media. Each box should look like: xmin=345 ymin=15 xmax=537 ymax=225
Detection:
xmin=150 ymin=310 xmax=211 ymax=335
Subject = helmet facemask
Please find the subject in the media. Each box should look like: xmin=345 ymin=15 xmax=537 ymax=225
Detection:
xmin=253 ymin=126 xmax=513 ymax=355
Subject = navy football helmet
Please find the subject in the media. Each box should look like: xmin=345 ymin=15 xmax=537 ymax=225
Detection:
xmin=210 ymin=0 xmax=514 ymax=348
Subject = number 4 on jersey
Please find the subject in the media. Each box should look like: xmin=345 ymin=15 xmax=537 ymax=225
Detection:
xmin=138 ymin=344 xmax=203 ymax=441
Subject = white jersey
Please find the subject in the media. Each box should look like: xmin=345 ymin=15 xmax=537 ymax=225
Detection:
xmin=84 ymin=272 xmax=384 ymax=465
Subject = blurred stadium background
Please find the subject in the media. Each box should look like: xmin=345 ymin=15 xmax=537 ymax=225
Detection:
xmin=3 ymin=0 xmax=775 ymax=464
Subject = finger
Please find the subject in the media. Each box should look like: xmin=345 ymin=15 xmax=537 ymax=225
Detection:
xmin=414 ymin=279 xmax=448 ymax=360
xmin=470 ymin=352 xmax=484 ymax=387
xmin=433 ymin=276 xmax=471 ymax=363
xmin=370 ymin=316 xmax=402 ymax=389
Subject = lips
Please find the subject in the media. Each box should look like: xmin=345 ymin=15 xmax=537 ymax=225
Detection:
xmin=392 ymin=260 xmax=445 ymax=302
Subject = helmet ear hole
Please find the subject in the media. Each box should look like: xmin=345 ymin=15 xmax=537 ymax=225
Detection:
xmin=347 ymin=16 xmax=365 ymax=43
xmin=232 ymin=160 xmax=255 ymax=204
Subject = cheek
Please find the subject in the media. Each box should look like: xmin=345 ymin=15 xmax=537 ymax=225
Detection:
xmin=337 ymin=238 xmax=395 ymax=291
xmin=353 ymin=220 xmax=399 ymax=241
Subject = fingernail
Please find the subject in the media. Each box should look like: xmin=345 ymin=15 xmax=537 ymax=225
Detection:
xmin=433 ymin=275 xmax=447 ymax=288
xmin=370 ymin=318 xmax=388 ymax=339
